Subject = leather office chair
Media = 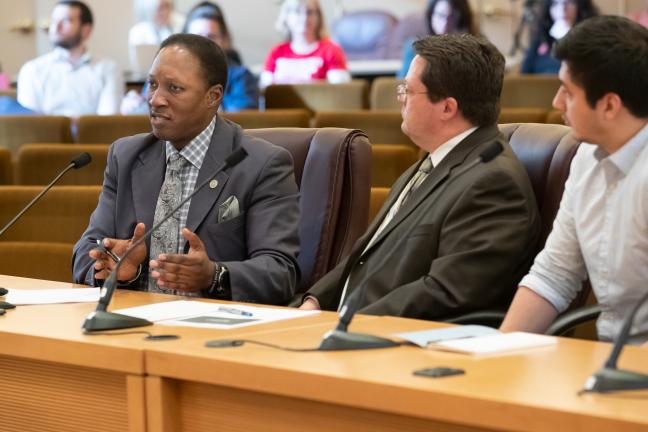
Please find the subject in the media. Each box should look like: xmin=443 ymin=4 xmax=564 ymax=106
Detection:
xmin=447 ymin=123 xmax=586 ymax=329
xmin=314 ymin=111 xmax=414 ymax=146
xmin=370 ymin=144 xmax=418 ymax=188
xmin=0 ymin=185 xmax=102 ymax=283
xmin=0 ymin=147 xmax=12 ymax=184
xmin=16 ymin=144 xmax=109 ymax=185
xmin=246 ymin=128 xmax=371 ymax=292
xmin=76 ymin=115 xmax=150 ymax=143
xmin=0 ymin=242 xmax=74 ymax=282
xmin=499 ymin=108 xmax=548 ymax=124
xmin=369 ymin=77 xmax=400 ymax=111
xmin=331 ymin=10 xmax=398 ymax=60
xmin=546 ymin=110 xmax=565 ymax=124
xmin=0 ymin=115 xmax=72 ymax=158
xmin=264 ymin=81 xmax=369 ymax=113
xmin=222 ymin=109 xmax=311 ymax=129
xmin=501 ymin=75 xmax=561 ymax=109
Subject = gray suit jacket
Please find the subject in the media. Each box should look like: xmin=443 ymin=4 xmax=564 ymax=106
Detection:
xmin=72 ymin=116 xmax=300 ymax=304
xmin=305 ymin=125 xmax=541 ymax=319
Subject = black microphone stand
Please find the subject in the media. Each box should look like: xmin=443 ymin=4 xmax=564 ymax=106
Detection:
xmin=580 ymin=290 xmax=648 ymax=394
xmin=82 ymin=148 xmax=248 ymax=332
xmin=318 ymin=142 xmax=504 ymax=351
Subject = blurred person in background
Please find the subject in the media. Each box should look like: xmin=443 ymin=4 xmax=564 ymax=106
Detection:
xmin=184 ymin=2 xmax=258 ymax=111
xmin=260 ymin=0 xmax=350 ymax=89
xmin=520 ymin=0 xmax=598 ymax=74
xmin=17 ymin=0 xmax=123 ymax=115
xmin=397 ymin=0 xmax=478 ymax=79
xmin=122 ymin=1 xmax=258 ymax=114
xmin=129 ymin=0 xmax=184 ymax=69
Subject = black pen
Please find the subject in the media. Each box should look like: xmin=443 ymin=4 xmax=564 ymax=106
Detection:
xmin=88 ymin=237 xmax=121 ymax=263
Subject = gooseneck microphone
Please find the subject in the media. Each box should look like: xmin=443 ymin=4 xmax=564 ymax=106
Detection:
xmin=580 ymin=290 xmax=648 ymax=394
xmin=318 ymin=141 xmax=504 ymax=351
xmin=0 ymin=153 xmax=92 ymax=238
xmin=82 ymin=148 xmax=248 ymax=332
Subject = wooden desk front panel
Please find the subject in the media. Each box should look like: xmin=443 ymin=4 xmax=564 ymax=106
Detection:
xmin=148 ymin=376 xmax=491 ymax=432
xmin=0 ymin=354 xmax=143 ymax=432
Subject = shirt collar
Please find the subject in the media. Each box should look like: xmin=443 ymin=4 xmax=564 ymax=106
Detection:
xmin=593 ymin=122 xmax=648 ymax=176
xmin=165 ymin=116 xmax=216 ymax=169
xmin=428 ymin=126 xmax=479 ymax=167
xmin=52 ymin=47 xmax=92 ymax=68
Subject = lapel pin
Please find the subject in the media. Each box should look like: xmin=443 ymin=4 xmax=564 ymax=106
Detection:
xmin=209 ymin=179 xmax=218 ymax=189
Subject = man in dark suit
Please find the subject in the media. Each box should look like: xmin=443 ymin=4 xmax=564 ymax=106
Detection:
xmin=299 ymin=34 xmax=541 ymax=320
xmin=72 ymin=34 xmax=300 ymax=304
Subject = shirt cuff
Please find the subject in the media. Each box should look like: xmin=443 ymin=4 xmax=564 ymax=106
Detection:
xmin=519 ymin=272 xmax=571 ymax=313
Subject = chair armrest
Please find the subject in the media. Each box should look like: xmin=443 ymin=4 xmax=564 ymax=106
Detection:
xmin=545 ymin=304 xmax=601 ymax=336
xmin=444 ymin=311 xmax=506 ymax=328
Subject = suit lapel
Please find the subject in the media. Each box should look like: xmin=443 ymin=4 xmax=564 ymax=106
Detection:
xmin=131 ymin=134 xmax=165 ymax=231
xmin=361 ymin=125 xmax=500 ymax=256
xmin=185 ymin=115 xmax=237 ymax=234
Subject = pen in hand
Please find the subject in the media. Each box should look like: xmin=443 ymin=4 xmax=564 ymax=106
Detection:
xmin=88 ymin=237 xmax=121 ymax=263
xmin=217 ymin=305 xmax=253 ymax=317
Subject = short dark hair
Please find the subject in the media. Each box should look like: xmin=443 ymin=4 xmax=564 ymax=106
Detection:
xmin=425 ymin=0 xmax=478 ymax=36
xmin=554 ymin=16 xmax=648 ymax=117
xmin=413 ymin=34 xmax=504 ymax=126
xmin=159 ymin=33 xmax=228 ymax=89
xmin=57 ymin=1 xmax=93 ymax=26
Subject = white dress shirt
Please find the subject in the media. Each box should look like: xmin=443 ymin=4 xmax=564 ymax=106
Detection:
xmin=521 ymin=122 xmax=648 ymax=344
xmin=17 ymin=48 xmax=123 ymax=116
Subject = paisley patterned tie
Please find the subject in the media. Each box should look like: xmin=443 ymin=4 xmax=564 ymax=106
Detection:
xmin=148 ymin=153 xmax=186 ymax=292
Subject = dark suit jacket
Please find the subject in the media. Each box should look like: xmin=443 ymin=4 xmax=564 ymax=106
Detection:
xmin=72 ymin=116 xmax=300 ymax=304
xmin=305 ymin=125 xmax=541 ymax=319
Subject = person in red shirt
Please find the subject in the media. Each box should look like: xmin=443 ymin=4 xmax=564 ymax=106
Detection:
xmin=260 ymin=0 xmax=350 ymax=88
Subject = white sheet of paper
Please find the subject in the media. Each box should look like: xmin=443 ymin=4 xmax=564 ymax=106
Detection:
xmin=428 ymin=332 xmax=557 ymax=355
xmin=113 ymin=300 xmax=320 ymax=329
xmin=5 ymin=288 xmax=100 ymax=305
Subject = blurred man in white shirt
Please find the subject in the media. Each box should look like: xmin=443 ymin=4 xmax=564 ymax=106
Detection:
xmin=17 ymin=1 xmax=123 ymax=116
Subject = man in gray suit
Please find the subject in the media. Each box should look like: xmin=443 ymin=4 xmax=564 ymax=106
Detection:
xmin=299 ymin=34 xmax=541 ymax=320
xmin=73 ymin=34 xmax=300 ymax=304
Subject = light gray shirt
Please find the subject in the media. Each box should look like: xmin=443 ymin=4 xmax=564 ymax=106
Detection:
xmin=521 ymin=122 xmax=648 ymax=344
xmin=17 ymin=48 xmax=123 ymax=116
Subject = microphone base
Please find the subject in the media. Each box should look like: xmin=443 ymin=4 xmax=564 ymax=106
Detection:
xmin=581 ymin=367 xmax=648 ymax=394
xmin=318 ymin=329 xmax=400 ymax=351
xmin=82 ymin=311 xmax=152 ymax=332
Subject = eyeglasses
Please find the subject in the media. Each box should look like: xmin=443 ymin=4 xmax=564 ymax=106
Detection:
xmin=396 ymin=83 xmax=429 ymax=103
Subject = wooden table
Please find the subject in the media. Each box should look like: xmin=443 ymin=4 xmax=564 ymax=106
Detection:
xmin=145 ymin=316 xmax=648 ymax=432
xmin=0 ymin=275 xmax=341 ymax=432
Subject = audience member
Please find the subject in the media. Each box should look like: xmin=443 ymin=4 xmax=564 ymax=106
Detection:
xmin=501 ymin=16 xmax=648 ymax=346
xmin=73 ymin=34 xmax=300 ymax=304
xmin=129 ymin=0 xmax=183 ymax=69
xmin=260 ymin=0 xmax=350 ymax=89
xmin=17 ymin=1 xmax=123 ymax=116
xmin=520 ymin=0 xmax=597 ymax=74
xmin=397 ymin=0 xmax=478 ymax=79
xmin=298 ymin=34 xmax=540 ymax=320
xmin=183 ymin=2 xmax=258 ymax=111
xmin=122 ymin=2 xmax=258 ymax=114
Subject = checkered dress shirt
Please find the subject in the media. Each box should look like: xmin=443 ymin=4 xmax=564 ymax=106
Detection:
xmin=163 ymin=116 xmax=216 ymax=252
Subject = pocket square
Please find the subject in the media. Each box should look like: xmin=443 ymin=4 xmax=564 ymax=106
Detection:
xmin=218 ymin=195 xmax=240 ymax=222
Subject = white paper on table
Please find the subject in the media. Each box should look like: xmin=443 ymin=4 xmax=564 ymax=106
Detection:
xmin=428 ymin=332 xmax=557 ymax=355
xmin=6 ymin=288 xmax=100 ymax=305
xmin=113 ymin=300 xmax=221 ymax=322
xmin=113 ymin=300 xmax=320 ymax=329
